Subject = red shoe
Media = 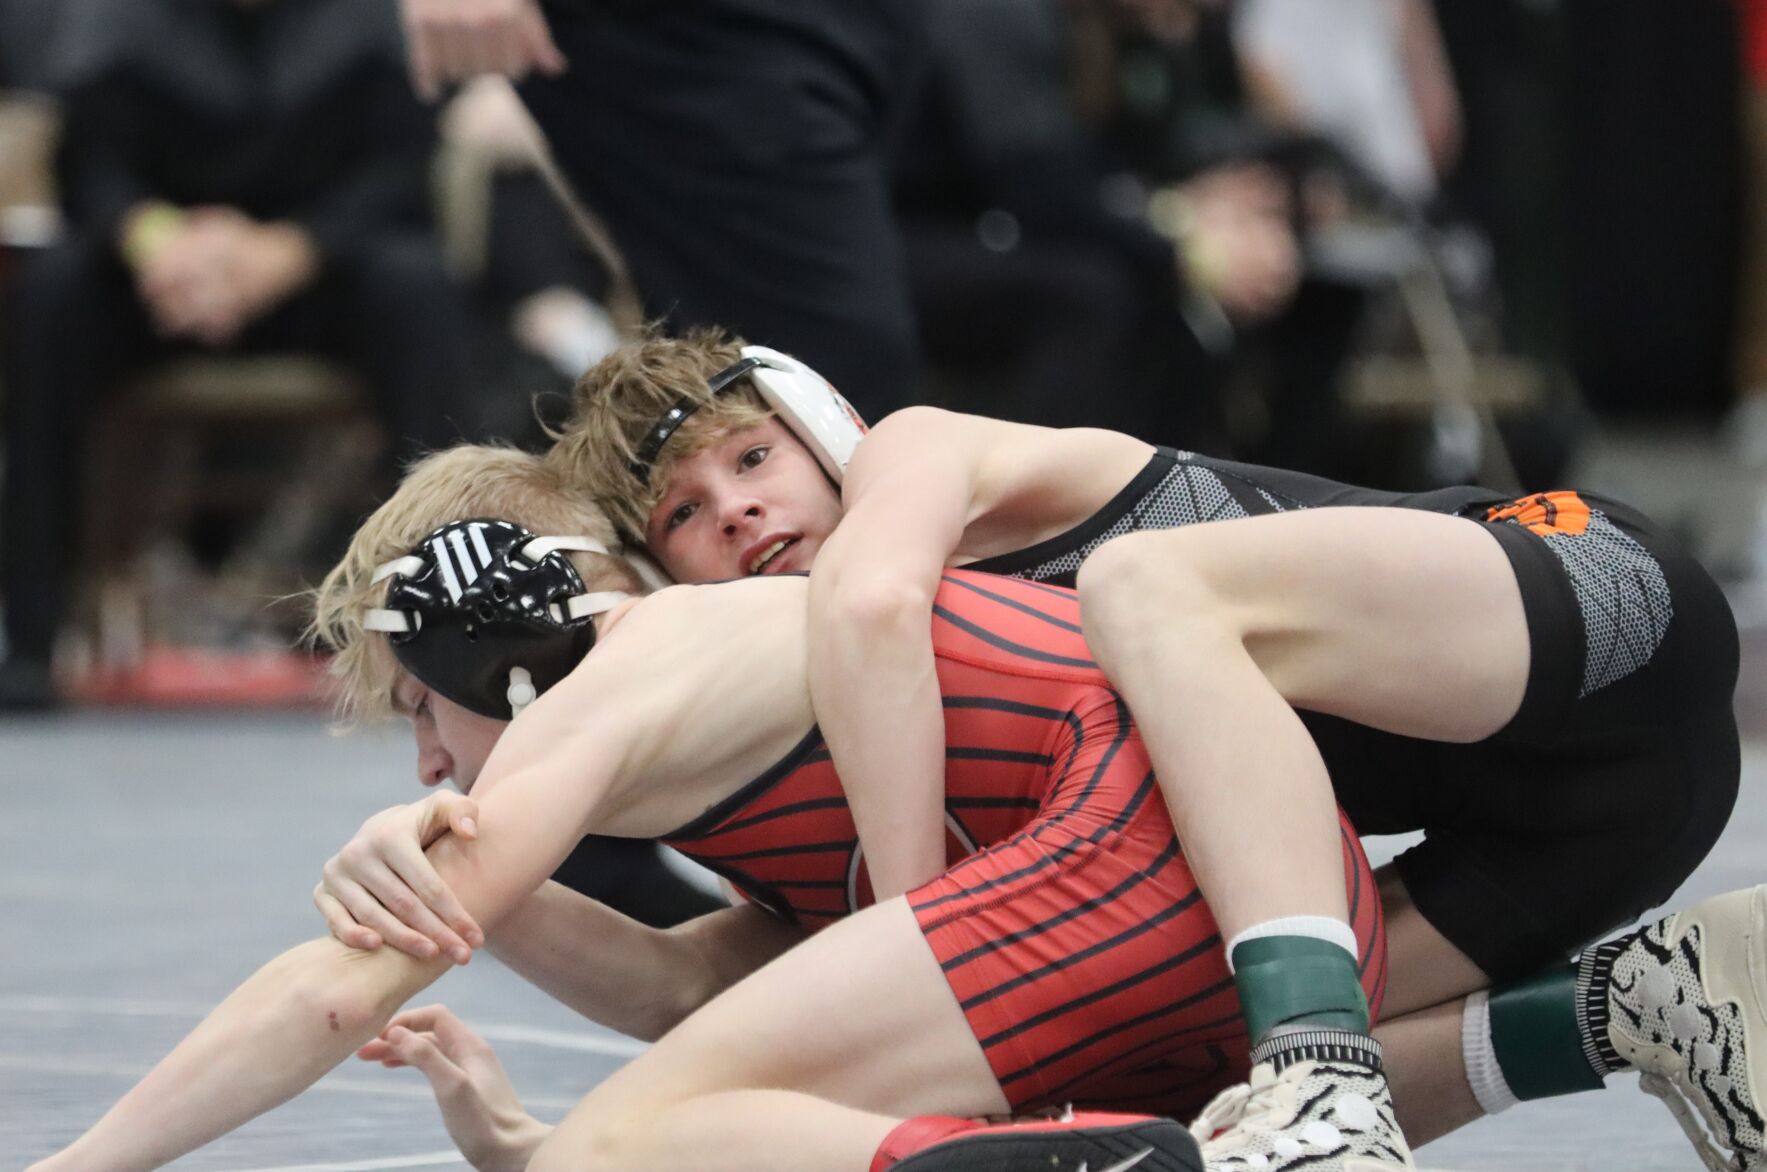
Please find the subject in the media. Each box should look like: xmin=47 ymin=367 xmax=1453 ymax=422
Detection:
xmin=875 ymin=1109 xmax=1203 ymax=1172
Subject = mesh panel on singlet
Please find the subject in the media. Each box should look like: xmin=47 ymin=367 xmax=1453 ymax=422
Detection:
xmin=1001 ymin=458 xmax=1260 ymax=584
xmin=1531 ymin=510 xmax=1674 ymax=697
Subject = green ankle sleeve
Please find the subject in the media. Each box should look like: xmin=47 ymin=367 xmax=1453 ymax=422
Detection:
xmin=1488 ymin=963 xmax=1606 ymax=1099
xmin=1231 ymin=936 xmax=1370 ymax=1044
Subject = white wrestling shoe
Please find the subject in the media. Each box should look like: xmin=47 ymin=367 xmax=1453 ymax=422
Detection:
xmin=1602 ymin=885 xmax=1767 ymax=1172
xmin=1189 ymin=1048 xmax=1413 ymax=1171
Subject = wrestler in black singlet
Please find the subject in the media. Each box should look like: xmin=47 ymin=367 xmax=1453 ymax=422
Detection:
xmin=969 ymin=448 xmax=1740 ymax=979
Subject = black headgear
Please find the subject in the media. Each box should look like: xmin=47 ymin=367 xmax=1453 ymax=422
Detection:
xmin=363 ymin=519 xmax=628 ymax=719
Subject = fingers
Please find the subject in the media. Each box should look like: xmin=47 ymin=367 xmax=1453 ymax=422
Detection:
xmin=356 ymin=854 xmax=473 ymax=963
xmin=401 ymin=0 xmax=562 ymax=99
xmin=405 ymin=27 xmax=442 ymax=102
xmin=314 ymin=884 xmax=382 ymax=952
xmin=395 ymin=1004 xmax=489 ymax=1061
xmin=518 ymin=4 xmax=567 ymax=77
xmin=401 ymin=802 xmax=484 ymax=947
xmin=338 ymin=814 xmax=477 ymax=959
xmin=419 ymin=790 xmax=480 ymax=844
xmin=381 ymin=1025 xmax=471 ymax=1091
xmin=358 ymin=1004 xmax=451 ymax=1064
xmin=321 ymin=858 xmax=445 ymax=961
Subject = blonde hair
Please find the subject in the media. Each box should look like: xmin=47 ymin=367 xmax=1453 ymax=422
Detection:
xmin=310 ymin=443 xmax=639 ymax=725
xmin=548 ymin=324 xmax=774 ymax=540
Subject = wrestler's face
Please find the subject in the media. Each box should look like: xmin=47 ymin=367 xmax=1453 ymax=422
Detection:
xmin=644 ymin=418 xmax=845 ymax=583
xmin=394 ymin=674 xmax=506 ymax=796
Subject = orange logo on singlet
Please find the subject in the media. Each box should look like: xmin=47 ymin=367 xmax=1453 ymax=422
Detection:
xmin=1485 ymin=490 xmax=1591 ymax=537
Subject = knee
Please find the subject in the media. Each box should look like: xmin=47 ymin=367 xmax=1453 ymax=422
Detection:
xmin=1076 ymin=530 xmax=1227 ymax=654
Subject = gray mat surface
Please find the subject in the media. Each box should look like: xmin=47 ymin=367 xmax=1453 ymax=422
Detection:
xmin=4 ymin=711 xmax=1764 ymax=1170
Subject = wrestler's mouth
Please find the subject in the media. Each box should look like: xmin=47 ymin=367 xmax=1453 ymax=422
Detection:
xmin=745 ymin=535 xmax=800 ymax=575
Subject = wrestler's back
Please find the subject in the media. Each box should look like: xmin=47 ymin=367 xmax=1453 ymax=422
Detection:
xmin=659 ymin=569 xmax=1124 ymax=925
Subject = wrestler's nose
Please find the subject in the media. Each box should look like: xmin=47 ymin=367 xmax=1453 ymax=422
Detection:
xmin=720 ymin=497 xmax=763 ymax=538
xmin=414 ymin=727 xmax=452 ymax=788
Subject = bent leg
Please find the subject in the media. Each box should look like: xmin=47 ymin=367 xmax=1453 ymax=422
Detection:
xmin=1077 ymin=507 xmax=1528 ymax=969
xmin=528 ymin=898 xmax=1007 ymax=1172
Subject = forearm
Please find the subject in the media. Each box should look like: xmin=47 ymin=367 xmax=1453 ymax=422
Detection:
xmin=813 ymin=421 xmax=975 ymax=900
xmin=490 ymin=885 xmax=802 ymax=1040
xmin=35 ymin=937 xmax=443 ymax=1172
xmin=488 ymin=881 xmax=706 ymax=1041
xmin=807 ymin=596 xmax=949 ymax=900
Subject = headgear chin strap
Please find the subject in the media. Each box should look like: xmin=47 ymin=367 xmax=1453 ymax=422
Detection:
xmin=363 ymin=519 xmax=629 ymax=720
xmin=629 ymin=345 xmax=868 ymax=486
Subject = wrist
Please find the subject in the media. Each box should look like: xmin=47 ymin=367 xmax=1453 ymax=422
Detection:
xmin=119 ymin=201 xmax=185 ymax=272
xmin=492 ymin=1117 xmax=553 ymax=1172
xmin=258 ymin=222 xmax=320 ymax=291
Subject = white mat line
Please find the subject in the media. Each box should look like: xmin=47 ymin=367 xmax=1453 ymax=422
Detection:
xmin=0 ymin=1053 xmax=581 ymax=1109
xmin=0 ymin=994 xmax=646 ymax=1057
xmin=221 ymin=1152 xmax=468 ymax=1172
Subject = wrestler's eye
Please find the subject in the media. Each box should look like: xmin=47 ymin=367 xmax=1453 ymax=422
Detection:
xmin=665 ymin=500 xmax=698 ymax=531
xmin=739 ymin=445 xmax=769 ymax=470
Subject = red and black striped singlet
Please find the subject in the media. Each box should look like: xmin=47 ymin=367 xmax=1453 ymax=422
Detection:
xmin=660 ymin=569 xmax=1385 ymax=1118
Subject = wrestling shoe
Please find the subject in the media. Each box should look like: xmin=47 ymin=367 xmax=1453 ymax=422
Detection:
xmin=881 ymin=1108 xmax=1203 ymax=1172
xmin=1595 ymin=885 xmax=1767 ymax=1172
xmin=1189 ymin=1035 xmax=1412 ymax=1171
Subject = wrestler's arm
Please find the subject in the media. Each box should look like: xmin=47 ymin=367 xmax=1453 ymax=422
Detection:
xmin=489 ymin=882 xmax=806 ymax=1040
xmin=808 ymin=407 xmax=1150 ymax=900
xmin=806 ymin=408 xmax=990 ymax=899
xmin=30 ymin=600 xmax=732 ymax=1172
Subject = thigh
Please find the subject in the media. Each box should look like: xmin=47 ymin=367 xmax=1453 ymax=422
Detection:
xmin=1107 ymin=506 xmax=1532 ymax=742
xmin=558 ymin=898 xmax=1008 ymax=1130
xmin=914 ymin=712 xmax=1385 ymax=1121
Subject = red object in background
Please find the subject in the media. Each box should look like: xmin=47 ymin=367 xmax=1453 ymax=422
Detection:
xmin=67 ymin=646 xmax=333 ymax=709
xmin=1745 ymin=0 xmax=1767 ymax=85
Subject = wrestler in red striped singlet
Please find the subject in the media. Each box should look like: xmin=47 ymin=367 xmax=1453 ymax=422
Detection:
xmin=662 ymin=568 xmax=1387 ymax=1119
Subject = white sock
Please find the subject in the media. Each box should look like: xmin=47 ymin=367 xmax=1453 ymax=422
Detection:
xmin=1461 ymin=991 xmax=1520 ymax=1116
xmin=1226 ymin=915 xmax=1359 ymax=972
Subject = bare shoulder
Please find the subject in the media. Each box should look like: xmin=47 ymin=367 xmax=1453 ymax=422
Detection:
xmin=599 ymin=578 xmax=809 ymax=651
xmin=541 ymin=577 xmax=817 ymax=836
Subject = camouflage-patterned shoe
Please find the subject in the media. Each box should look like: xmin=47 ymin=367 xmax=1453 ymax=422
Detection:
xmin=1598 ymin=885 xmax=1767 ymax=1172
xmin=1190 ymin=1037 xmax=1412 ymax=1171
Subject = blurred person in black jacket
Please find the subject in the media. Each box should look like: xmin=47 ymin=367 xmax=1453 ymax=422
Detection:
xmin=390 ymin=0 xmax=928 ymax=424
xmin=0 ymin=0 xmax=474 ymax=708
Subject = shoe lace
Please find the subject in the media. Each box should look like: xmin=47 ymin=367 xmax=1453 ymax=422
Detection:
xmin=1639 ymin=1070 xmax=1740 ymax=1172
xmin=1188 ymin=1082 xmax=1253 ymax=1148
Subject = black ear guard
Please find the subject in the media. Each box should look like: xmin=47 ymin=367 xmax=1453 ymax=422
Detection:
xmin=363 ymin=519 xmax=628 ymax=719
xmin=628 ymin=346 xmax=866 ymax=487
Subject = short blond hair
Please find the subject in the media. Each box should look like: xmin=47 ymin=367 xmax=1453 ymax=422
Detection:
xmin=310 ymin=443 xmax=639 ymax=725
xmin=548 ymin=324 xmax=774 ymax=541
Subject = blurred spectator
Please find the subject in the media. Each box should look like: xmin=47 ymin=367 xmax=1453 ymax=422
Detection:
xmin=436 ymin=77 xmax=623 ymax=443
xmin=0 ymin=0 xmax=473 ymax=709
xmin=1234 ymin=0 xmax=1461 ymax=209
xmin=395 ymin=0 xmax=928 ymax=421
xmin=1066 ymin=0 xmax=1379 ymax=474
xmin=893 ymin=0 xmax=1300 ymax=447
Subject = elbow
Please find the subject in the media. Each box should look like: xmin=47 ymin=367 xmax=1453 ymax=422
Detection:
xmin=830 ymin=577 xmax=936 ymax=639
